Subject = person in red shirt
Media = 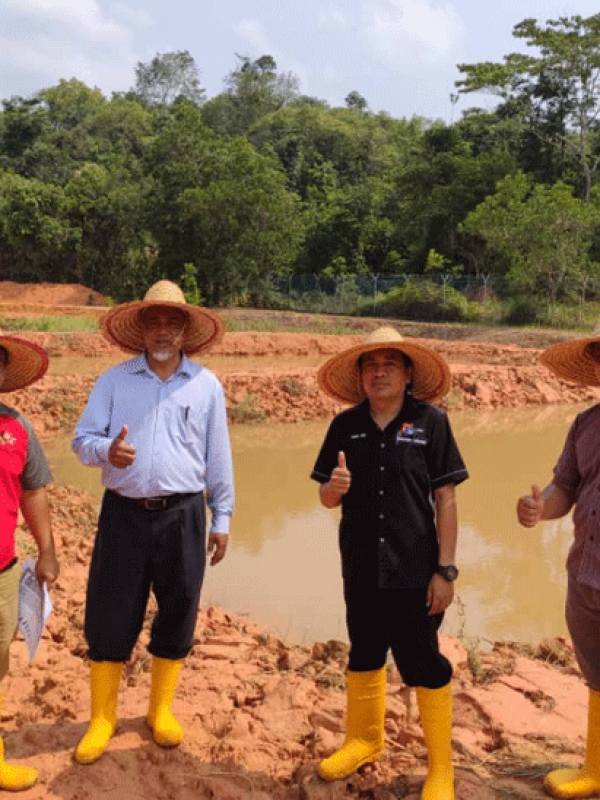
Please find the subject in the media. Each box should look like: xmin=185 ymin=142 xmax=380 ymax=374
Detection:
xmin=0 ymin=336 xmax=59 ymax=791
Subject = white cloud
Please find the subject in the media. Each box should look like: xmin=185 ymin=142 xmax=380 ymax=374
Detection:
xmin=110 ymin=2 xmax=154 ymax=29
xmin=360 ymin=0 xmax=466 ymax=67
xmin=2 ymin=0 xmax=131 ymax=44
xmin=0 ymin=0 xmax=144 ymax=97
xmin=317 ymin=4 xmax=352 ymax=33
xmin=234 ymin=18 xmax=271 ymax=54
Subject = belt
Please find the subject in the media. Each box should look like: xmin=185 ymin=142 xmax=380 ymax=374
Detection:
xmin=112 ymin=492 xmax=196 ymax=511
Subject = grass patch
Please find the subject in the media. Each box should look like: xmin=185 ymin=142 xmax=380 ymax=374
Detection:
xmin=227 ymin=395 xmax=267 ymax=424
xmin=0 ymin=316 xmax=99 ymax=332
xmin=222 ymin=314 xmax=358 ymax=336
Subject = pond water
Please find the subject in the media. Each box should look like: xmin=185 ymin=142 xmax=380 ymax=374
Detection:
xmin=44 ymin=404 xmax=584 ymax=646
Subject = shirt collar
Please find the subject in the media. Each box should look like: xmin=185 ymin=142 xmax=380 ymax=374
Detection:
xmin=358 ymin=395 xmax=419 ymax=431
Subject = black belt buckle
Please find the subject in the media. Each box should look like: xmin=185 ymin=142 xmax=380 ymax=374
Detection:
xmin=143 ymin=497 xmax=168 ymax=511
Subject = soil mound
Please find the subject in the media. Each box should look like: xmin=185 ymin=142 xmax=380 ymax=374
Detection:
xmin=0 ymin=282 xmax=107 ymax=308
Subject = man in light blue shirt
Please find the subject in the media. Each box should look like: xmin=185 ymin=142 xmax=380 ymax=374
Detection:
xmin=72 ymin=280 xmax=234 ymax=765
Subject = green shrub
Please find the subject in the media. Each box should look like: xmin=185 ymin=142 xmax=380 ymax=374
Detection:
xmin=227 ymin=395 xmax=267 ymax=424
xmin=501 ymin=297 xmax=544 ymax=325
xmin=369 ymin=281 xmax=476 ymax=323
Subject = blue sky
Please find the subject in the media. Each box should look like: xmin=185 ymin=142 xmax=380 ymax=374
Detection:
xmin=1 ymin=0 xmax=599 ymax=121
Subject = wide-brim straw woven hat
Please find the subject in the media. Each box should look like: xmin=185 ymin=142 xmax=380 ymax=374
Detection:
xmin=0 ymin=336 xmax=49 ymax=393
xmin=102 ymin=280 xmax=224 ymax=355
xmin=317 ymin=326 xmax=451 ymax=404
xmin=540 ymin=327 xmax=600 ymax=386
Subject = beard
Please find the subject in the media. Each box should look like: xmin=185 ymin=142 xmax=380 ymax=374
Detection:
xmin=150 ymin=349 xmax=177 ymax=362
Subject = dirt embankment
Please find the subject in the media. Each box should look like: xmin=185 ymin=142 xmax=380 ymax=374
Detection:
xmin=0 ymin=283 xmax=596 ymax=800
xmin=3 ymin=280 xmax=600 ymax=427
xmin=3 ymin=329 xmax=599 ymax=438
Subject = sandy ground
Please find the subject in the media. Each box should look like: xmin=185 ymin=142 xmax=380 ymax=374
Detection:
xmin=0 ymin=282 xmax=597 ymax=799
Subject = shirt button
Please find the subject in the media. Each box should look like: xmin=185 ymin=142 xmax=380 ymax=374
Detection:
xmin=379 ymin=513 xmax=384 ymax=520
xmin=381 ymin=443 xmax=385 ymax=448
xmin=380 ymin=466 xmax=385 ymax=472
xmin=379 ymin=490 xmax=384 ymax=495
xmin=380 ymin=537 xmax=385 ymax=543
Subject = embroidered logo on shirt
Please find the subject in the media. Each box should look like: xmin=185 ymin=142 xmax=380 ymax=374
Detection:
xmin=0 ymin=430 xmax=16 ymax=446
xmin=349 ymin=432 xmax=367 ymax=439
xmin=396 ymin=423 xmax=427 ymax=445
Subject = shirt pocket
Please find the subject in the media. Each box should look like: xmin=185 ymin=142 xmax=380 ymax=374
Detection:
xmin=164 ymin=402 xmax=207 ymax=447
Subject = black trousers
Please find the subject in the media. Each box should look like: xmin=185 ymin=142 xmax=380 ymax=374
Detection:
xmin=85 ymin=490 xmax=206 ymax=662
xmin=344 ymin=585 xmax=452 ymax=688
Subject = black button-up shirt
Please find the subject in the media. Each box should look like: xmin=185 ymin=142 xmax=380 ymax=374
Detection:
xmin=311 ymin=397 xmax=468 ymax=589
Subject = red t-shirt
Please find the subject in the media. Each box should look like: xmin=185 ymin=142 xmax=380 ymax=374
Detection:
xmin=0 ymin=403 xmax=52 ymax=571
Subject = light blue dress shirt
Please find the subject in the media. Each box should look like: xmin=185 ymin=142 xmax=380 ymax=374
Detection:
xmin=72 ymin=353 xmax=234 ymax=533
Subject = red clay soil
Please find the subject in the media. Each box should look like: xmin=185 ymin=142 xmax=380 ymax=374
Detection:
xmin=0 ymin=283 xmax=596 ymax=800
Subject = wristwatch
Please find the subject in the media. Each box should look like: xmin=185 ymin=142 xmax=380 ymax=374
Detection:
xmin=436 ymin=564 xmax=459 ymax=582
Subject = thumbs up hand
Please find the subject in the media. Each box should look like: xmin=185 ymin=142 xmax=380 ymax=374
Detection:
xmin=517 ymin=483 xmax=545 ymax=527
xmin=108 ymin=424 xmax=137 ymax=468
xmin=328 ymin=450 xmax=352 ymax=498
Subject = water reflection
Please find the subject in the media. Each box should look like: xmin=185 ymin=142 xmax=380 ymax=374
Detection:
xmin=44 ymin=405 xmax=586 ymax=645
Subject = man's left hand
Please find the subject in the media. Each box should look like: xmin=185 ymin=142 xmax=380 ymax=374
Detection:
xmin=35 ymin=549 xmax=59 ymax=587
xmin=207 ymin=533 xmax=228 ymax=566
xmin=426 ymin=573 xmax=454 ymax=616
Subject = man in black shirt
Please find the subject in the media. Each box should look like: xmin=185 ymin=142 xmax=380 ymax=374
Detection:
xmin=312 ymin=327 xmax=468 ymax=800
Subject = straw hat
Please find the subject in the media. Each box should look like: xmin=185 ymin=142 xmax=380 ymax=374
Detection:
xmin=540 ymin=326 xmax=600 ymax=386
xmin=102 ymin=280 xmax=224 ymax=355
xmin=0 ymin=336 xmax=49 ymax=393
xmin=317 ymin=326 xmax=451 ymax=404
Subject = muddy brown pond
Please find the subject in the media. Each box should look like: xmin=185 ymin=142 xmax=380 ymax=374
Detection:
xmin=45 ymin=404 xmax=583 ymax=646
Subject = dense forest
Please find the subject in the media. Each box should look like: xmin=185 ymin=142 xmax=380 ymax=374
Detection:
xmin=3 ymin=14 xmax=600 ymax=326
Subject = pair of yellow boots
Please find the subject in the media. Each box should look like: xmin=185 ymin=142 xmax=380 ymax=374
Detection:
xmin=75 ymin=656 xmax=183 ymax=764
xmin=317 ymin=668 xmax=453 ymax=799
xmin=318 ymin=670 xmax=600 ymax=800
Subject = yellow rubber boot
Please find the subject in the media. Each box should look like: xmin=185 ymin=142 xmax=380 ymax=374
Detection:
xmin=416 ymin=683 xmax=454 ymax=800
xmin=318 ymin=667 xmax=386 ymax=781
xmin=75 ymin=661 xmax=123 ymax=765
xmin=0 ymin=695 xmax=37 ymax=791
xmin=544 ymin=687 xmax=600 ymax=798
xmin=146 ymin=657 xmax=183 ymax=747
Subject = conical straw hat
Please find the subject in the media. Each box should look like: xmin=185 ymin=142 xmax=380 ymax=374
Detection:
xmin=0 ymin=336 xmax=49 ymax=392
xmin=102 ymin=280 xmax=224 ymax=355
xmin=540 ymin=326 xmax=600 ymax=386
xmin=317 ymin=326 xmax=451 ymax=404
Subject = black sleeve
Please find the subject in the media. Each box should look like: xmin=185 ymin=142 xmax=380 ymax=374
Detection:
xmin=311 ymin=417 xmax=342 ymax=484
xmin=426 ymin=408 xmax=468 ymax=490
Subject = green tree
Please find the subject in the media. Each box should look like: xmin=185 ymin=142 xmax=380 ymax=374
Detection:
xmin=0 ymin=171 xmax=71 ymax=280
xmin=0 ymin=96 xmax=50 ymax=165
xmin=134 ymin=51 xmax=205 ymax=106
xmin=457 ymin=14 xmax=600 ymax=200
xmin=219 ymin=54 xmax=300 ymax=135
xmin=145 ymin=104 xmax=303 ymax=303
xmin=38 ymin=79 xmax=106 ymax=130
xmin=63 ymin=163 xmax=150 ymax=296
xmin=460 ymin=170 xmax=599 ymax=301
xmin=345 ymin=91 xmax=368 ymax=111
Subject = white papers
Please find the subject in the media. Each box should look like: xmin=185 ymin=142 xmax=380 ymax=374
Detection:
xmin=18 ymin=559 xmax=53 ymax=660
